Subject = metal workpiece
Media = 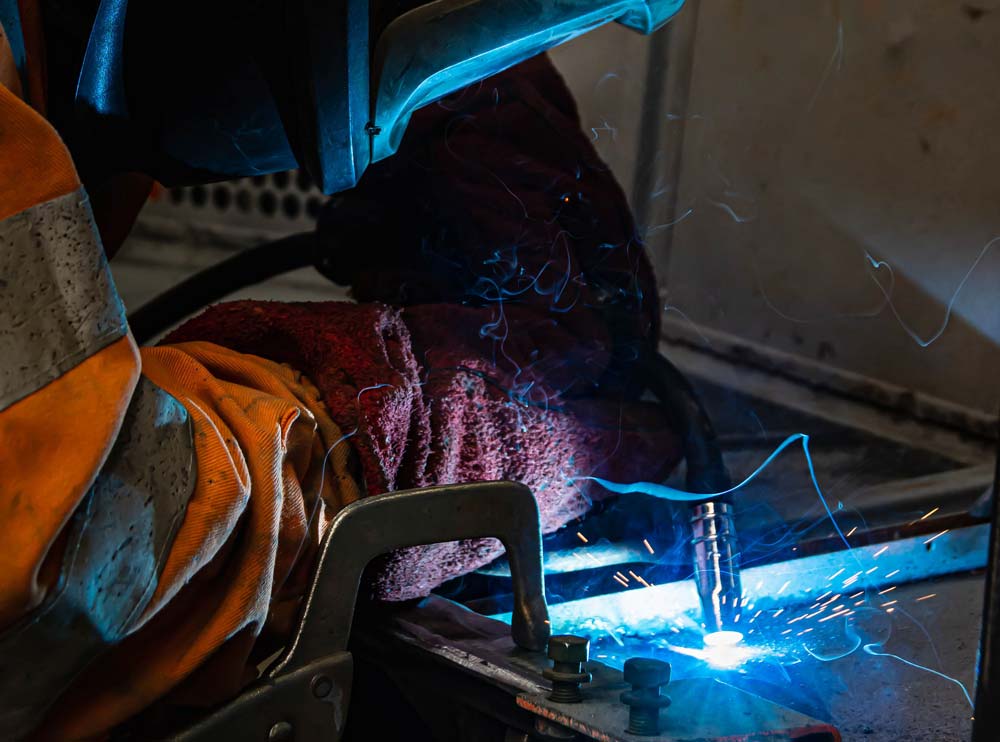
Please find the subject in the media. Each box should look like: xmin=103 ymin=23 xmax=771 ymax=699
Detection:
xmin=347 ymin=594 xmax=843 ymax=741
xmin=620 ymin=659 xmax=671 ymax=736
xmin=544 ymin=636 xmax=593 ymax=703
xmin=171 ymin=481 xmax=550 ymax=741
xmin=690 ymin=501 xmax=742 ymax=635
xmin=518 ymin=676 xmax=839 ymax=742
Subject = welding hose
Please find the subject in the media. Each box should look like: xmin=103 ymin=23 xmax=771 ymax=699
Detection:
xmin=127 ymin=232 xmax=320 ymax=344
xmin=127 ymin=195 xmax=402 ymax=343
xmin=639 ymin=351 xmax=731 ymax=494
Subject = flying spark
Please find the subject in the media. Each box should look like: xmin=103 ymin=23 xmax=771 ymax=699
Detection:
xmin=923 ymin=531 xmax=949 ymax=545
xmin=629 ymin=570 xmax=652 ymax=588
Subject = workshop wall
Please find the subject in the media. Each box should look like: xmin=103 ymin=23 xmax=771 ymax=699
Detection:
xmin=554 ymin=0 xmax=1000 ymax=414
xmin=552 ymin=1 xmax=1000 ymax=415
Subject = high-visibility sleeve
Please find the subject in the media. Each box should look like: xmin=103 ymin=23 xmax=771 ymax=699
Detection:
xmin=0 ymin=81 xmax=138 ymax=632
xmin=0 ymin=60 xmax=359 ymax=742
xmin=30 ymin=344 xmax=359 ymax=741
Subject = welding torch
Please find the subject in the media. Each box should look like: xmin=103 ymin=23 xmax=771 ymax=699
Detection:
xmin=641 ymin=352 xmax=742 ymax=638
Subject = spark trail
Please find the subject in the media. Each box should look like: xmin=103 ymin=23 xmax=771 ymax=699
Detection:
xmin=757 ymin=236 xmax=999 ymax=349
xmin=863 ymin=235 xmax=1000 ymax=348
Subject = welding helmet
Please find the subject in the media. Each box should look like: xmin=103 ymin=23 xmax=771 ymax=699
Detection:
xmin=68 ymin=0 xmax=684 ymax=195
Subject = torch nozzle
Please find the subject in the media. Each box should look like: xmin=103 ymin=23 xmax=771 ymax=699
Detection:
xmin=690 ymin=501 xmax=742 ymax=635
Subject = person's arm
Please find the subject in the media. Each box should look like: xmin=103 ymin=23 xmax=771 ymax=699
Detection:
xmin=0 ymin=56 xmax=357 ymax=742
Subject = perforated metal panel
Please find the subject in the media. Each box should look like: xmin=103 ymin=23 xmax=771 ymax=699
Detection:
xmin=144 ymin=170 xmax=326 ymax=237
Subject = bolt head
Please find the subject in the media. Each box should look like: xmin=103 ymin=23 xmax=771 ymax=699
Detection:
xmin=547 ymin=634 xmax=590 ymax=663
xmin=311 ymin=674 xmax=333 ymax=699
xmin=268 ymin=721 xmax=294 ymax=742
xmin=623 ymin=657 xmax=671 ymax=688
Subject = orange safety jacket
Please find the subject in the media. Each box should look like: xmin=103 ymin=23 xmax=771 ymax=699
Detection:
xmin=0 ymin=6 xmax=359 ymax=740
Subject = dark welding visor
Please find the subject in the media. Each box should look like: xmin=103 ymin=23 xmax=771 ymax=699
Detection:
xmin=74 ymin=0 xmax=684 ymax=195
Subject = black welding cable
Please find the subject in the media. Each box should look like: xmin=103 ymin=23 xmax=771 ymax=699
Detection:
xmin=640 ymin=350 xmax=732 ymax=493
xmin=972 ymin=433 xmax=1000 ymax=741
xmin=127 ymin=231 xmax=319 ymax=344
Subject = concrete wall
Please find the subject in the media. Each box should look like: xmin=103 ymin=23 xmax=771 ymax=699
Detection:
xmin=548 ymin=21 xmax=656 ymax=214
xmin=553 ymin=0 xmax=1000 ymax=414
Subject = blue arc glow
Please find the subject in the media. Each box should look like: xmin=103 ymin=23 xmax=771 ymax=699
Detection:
xmin=704 ymin=630 xmax=744 ymax=647
xmin=701 ymin=630 xmax=748 ymax=668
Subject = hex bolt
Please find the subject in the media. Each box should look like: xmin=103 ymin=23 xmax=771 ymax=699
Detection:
xmin=542 ymin=635 xmax=592 ymax=703
xmin=619 ymin=658 xmax=671 ymax=736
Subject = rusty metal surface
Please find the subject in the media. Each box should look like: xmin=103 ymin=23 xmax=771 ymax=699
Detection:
xmin=518 ymin=677 xmax=839 ymax=742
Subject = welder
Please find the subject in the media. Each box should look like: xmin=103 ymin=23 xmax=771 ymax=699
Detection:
xmin=0 ymin=1 xmax=678 ymax=739
xmin=0 ymin=0 xmax=736 ymax=738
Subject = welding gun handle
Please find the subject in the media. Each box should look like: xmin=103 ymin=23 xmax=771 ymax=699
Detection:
xmin=370 ymin=0 xmax=686 ymax=164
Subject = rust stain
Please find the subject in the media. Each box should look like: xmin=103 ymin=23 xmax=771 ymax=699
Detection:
xmin=861 ymin=0 xmax=885 ymax=21
xmin=517 ymin=697 xmax=616 ymax=742
xmin=923 ymin=103 xmax=961 ymax=127
xmin=729 ymin=0 xmax=744 ymax=28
